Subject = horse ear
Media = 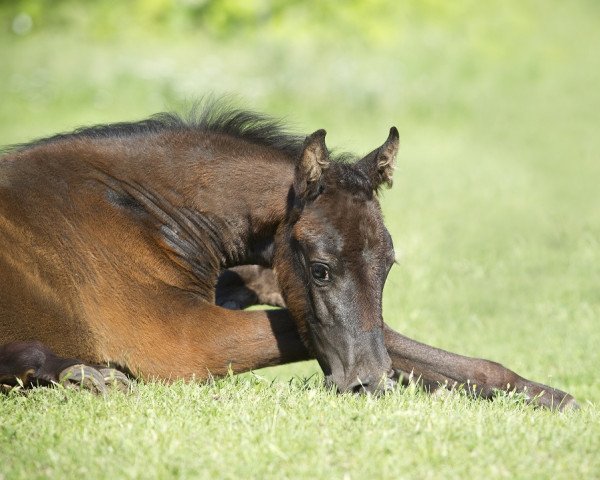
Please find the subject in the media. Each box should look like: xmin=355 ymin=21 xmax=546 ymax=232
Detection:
xmin=357 ymin=127 xmax=399 ymax=190
xmin=294 ymin=129 xmax=330 ymax=201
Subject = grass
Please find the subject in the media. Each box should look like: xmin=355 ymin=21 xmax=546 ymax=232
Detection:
xmin=1 ymin=1 xmax=599 ymax=479
xmin=1 ymin=379 xmax=597 ymax=479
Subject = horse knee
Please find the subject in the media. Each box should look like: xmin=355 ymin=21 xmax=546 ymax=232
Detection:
xmin=0 ymin=341 xmax=47 ymax=383
xmin=0 ymin=341 xmax=83 ymax=385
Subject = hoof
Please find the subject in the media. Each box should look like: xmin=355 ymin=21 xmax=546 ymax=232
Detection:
xmin=99 ymin=368 xmax=132 ymax=393
xmin=59 ymin=365 xmax=132 ymax=394
xmin=527 ymin=388 xmax=580 ymax=412
xmin=558 ymin=396 xmax=580 ymax=412
xmin=59 ymin=364 xmax=107 ymax=394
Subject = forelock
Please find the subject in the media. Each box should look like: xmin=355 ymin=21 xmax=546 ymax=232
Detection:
xmin=324 ymin=163 xmax=374 ymax=199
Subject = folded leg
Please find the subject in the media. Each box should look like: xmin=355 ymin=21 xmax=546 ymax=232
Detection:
xmin=216 ymin=266 xmax=285 ymax=309
xmin=0 ymin=341 xmax=130 ymax=394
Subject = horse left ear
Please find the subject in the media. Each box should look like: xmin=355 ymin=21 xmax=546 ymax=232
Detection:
xmin=357 ymin=127 xmax=399 ymax=190
xmin=294 ymin=129 xmax=330 ymax=202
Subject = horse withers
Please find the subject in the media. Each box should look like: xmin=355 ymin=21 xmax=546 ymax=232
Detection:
xmin=0 ymin=104 xmax=577 ymax=408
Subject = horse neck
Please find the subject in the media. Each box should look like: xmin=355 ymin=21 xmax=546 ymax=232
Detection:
xmin=202 ymin=153 xmax=294 ymax=268
xmin=198 ymin=136 xmax=295 ymax=267
xmin=94 ymin=132 xmax=295 ymax=295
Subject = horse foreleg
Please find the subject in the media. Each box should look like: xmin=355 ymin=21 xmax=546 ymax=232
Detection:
xmin=0 ymin=341 xmax=130 ymax=394
xmin=227 ymin=312 xmax=578 ymax=410
xmin=178 ymin=307 xmax=310 ymax=377
xmin=383 ymin=324 xmax=578 ymax=410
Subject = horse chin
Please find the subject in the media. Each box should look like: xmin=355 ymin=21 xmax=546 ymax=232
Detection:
xmin=323 ymin=371 xmax=396 ymax=396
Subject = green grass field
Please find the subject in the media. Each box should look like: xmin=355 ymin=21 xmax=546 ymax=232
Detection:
xmin=1 ymin=1 xmax=599 ymax=478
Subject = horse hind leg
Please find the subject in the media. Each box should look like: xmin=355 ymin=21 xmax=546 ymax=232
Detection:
xmin=216 ymin=266 xmax=285 ymax=310
xmin=0 ymin=341 xmax=131 ymax=394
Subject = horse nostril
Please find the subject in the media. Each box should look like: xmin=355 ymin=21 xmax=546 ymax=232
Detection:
xmin=348 ymin=374 xmax=396 ymax=395
xmin=348 ymin=377 xmax=375 ymax=395
xmin=350 ymin=382 xmax=369 ymax=394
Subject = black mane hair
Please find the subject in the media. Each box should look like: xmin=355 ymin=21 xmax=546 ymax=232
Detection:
xmin=3 ymin=99 xmax=374 ymax=195
xmin=5 ymin=99 xmax=301 ymax=157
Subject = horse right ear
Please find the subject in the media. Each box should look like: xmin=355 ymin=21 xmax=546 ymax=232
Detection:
xmin=356 ymin=127 xmax=399 ymax=191
xmin=294 ymin=129 xmax=330 ymax=202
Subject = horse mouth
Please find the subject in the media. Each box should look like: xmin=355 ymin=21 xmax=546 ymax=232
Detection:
xmin=325 ymin=370 xmax=396 ymax=395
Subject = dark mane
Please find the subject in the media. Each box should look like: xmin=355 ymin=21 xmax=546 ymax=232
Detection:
xmin=3 ymin=99 xmax=375 ymax=195
xmin=3 ymin=100 xmax=352 ymax=163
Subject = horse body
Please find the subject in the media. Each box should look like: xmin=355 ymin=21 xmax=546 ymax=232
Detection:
xmin=0 ymin=105 xmax=578 ymax=408
xmin=0 ymin=119 xmax=304 ymax=379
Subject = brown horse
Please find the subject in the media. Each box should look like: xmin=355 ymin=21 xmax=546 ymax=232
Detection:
xmin=0 ymin=103 xmax=577 ymax=408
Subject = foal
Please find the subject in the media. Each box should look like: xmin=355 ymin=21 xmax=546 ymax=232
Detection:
xmin=0 ymin=105 xmax=577 ymax=408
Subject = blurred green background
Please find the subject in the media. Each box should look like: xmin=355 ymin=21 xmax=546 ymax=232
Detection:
xmin=1 ymin=0 xmax=599 ymax=399
xmin=2 ymin=2 xmax=600 ymax=478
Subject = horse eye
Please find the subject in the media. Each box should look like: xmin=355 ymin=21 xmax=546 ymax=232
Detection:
xmin=310 ymin=263 xmax=330 ymax=283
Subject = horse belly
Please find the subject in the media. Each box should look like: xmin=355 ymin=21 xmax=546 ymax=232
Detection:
xmin=0 ymin=252 xmax=100 ymax=362
xmin=0 ymin=183 xmax=102 ymax=362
